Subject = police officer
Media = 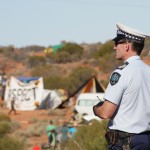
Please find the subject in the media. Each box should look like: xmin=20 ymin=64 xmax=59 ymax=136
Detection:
xmin=93 ymin=23 xmax=150 ymax=150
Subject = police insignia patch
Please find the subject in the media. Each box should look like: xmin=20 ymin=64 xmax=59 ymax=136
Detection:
xmin=110 ymin=72 xmax=121 ymax=85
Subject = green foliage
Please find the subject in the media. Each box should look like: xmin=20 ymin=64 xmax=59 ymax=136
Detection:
xmin=32 ymin=65 xmax=96 ymax=94
xmin=25 ymin=122 xmax=45 ymax=137
xmin=20 ymin=45 xmax=45 ymax=52
xmin=11 ymin=120 xmax=21 ymax=131
xmin=44 ymin=76 xmax=66 ymax=90
xmin=143 ymin=38 xmax=150 ymax=52
xmin=95 ymin=40 xmax=114 ymax=58
xmin=0 ymin=48 xmax=4 ymax=53
xmin=92 ymin=40 xmax=117 ymax=73
xmin=59 ymin=66 xmax=96 ymax=93
xmin=60 ymin=120 xmax=108 ymax=150
xmin=28 ymin=117 xmax=38 ymax=124
xmin=53 ymin=51 xmax=71 ymax=63
xmin=69 ymin=66 xmax=96 ymax=81
xmin=142 ymin=39 xmax=150 ymax=56
xmin=98 ymin=53 xmax=116 ymax=73
xmin=15 ymin=122 xmax=46 ymax=137
xmin=101 ymin=79 xmax=109 ymax=89
xmin=31 ymin=64 xmax=66 ymax=79
xmin=0 ymin=46 xmax=15 ymax=58
xmin=27 ymin=55 xmax=46 ymax=67
xmin=0 ymin=136 xmax=26 ymax=150
xmin=76 ymin=120 xmax=107 ymax=150
xmin=0 ymin=121 xmax=12 ymax=135
xmin=59 ymin=43 xmax=84 ymax=55
xmin=0 ymin=113 xmax=11 ymax=122
xmin=0 ymin=114 xmax=25 ymax=149
xmin=67 ymin=66 xmax=96 ymax=93
xmin=91 ymin=40 xmax=123 ymax=73
xmin=50 ymin=42 xmax=84 ymax=63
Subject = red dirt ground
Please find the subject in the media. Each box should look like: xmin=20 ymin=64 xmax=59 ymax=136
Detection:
xmin=0 ymin=105 xmax=72 ymax=150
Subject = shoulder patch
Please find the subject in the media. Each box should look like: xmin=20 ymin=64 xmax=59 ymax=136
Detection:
xmin=110 ymin=72 xmax=121 ymax=86
xmin=117 ymin=62 xmax=129 ymax=70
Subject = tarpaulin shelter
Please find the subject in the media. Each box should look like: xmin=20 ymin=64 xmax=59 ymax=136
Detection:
xmin=37 ymin=89 xmax=62 ymax=110
xmin=44 ymin=43 xmax=64 ymax=54
xmin=17 ymin=77 xmax=40 ymax=83
xmin=60 ymin=76 xmax=105 ymax=107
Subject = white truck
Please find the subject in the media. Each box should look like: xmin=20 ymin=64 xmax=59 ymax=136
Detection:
xmin=74 ymin=93 xmax=104 ymax=122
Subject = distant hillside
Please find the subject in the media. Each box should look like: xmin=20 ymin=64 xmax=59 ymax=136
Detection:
xmin=0 ymin=40 xmax=150 ymax=91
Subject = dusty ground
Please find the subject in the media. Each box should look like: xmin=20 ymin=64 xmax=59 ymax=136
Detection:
xmin=0 ymin=105 xmax=72 ymax=150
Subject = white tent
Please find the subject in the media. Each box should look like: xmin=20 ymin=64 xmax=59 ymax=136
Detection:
xmin=38 ymin=89 xmax=62 ymax=110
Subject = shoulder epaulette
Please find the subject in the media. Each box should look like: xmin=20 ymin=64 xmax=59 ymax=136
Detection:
xmin=117 ymin=62 xmax=129 ymax=70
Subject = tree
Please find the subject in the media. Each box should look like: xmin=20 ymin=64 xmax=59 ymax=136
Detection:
xmin=50 ymin=42 xmax=84 ymax=63
xmin=27 ymin=56 xmax=46 ymax=68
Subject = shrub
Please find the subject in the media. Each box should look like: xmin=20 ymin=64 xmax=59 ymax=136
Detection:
xmin=53 ymin=51 xmax=71 ymax=63
xmin=0 ymin=121 xmax=12 ymax=135
xmin=0 ymin=113 xmax=11 ymax=122
xmin=60 ymin=120 xmax=108 ymax=150
xmin=0 ymin=136 xmax=26 ymax=150
xmin=28 ymin=117 xmax=38 ymax=124
xmin=27 ymin=56 xmax=46 ymax=68
xmin=50 ymin=42 xmax=84 ymax=63
xmin=77 ymin=120 xmax=107 ymax=150
xmin=31 ymin=64 xmax=66 ymax=79
xmin=33 ymin=65 xmax=96 ymax=94
xmin=16 ymin=122 xmax=46 ymax=137
xmin=10 ymin=120 xmax=21 ymax=131
xmin=66 ymin=66 xmax=97 ymax=93
xmin=44 ymin=76 xmax=66 ymax=90
xmin=96 ymin=40 xmax=114 ymax=58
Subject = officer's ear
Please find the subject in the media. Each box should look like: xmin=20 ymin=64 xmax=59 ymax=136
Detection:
xmin=125 ymin=42 xmax=131 ymax=52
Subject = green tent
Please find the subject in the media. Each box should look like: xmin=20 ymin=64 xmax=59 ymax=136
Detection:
xmin=52 ymin=43 xmax=64 ymax=53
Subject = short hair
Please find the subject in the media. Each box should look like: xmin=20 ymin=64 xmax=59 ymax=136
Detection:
xmin=121 ymin=38 xmax=144 ymax=55
xmin=49 ymin=120 xmax=53 ymax=124
xmin=131 ymin=40 xmax=144 ymax=55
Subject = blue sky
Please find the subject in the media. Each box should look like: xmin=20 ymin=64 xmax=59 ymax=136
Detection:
xmin=0 ymin=0 xmax=150 ymax=47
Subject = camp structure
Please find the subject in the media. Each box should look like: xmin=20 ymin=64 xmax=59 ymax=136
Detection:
xmin=44 ymin=43 xmax=64 ymax=54
xmin=37 ymin=89 xmax=62 ymax=110
xmin=4 ymin=76 xmax=62 ymax=110
xmin=4 ymin=76 xmax=44 ymax=110
xmin=17 ymin=76 xmax=40 ymax=83
xmin=60 ymin=75 xmax=105 ymax=107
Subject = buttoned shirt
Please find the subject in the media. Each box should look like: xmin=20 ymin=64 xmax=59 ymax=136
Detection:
xmin=104 ymin=55 xmax=150 ymax=133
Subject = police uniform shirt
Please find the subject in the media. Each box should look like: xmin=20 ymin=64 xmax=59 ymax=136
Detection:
xmin=104 ymin=55 xmax=150 ymax=134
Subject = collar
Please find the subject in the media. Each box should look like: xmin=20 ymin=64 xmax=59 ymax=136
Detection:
xmin=125 ymin=55 xmax=141 ymax=63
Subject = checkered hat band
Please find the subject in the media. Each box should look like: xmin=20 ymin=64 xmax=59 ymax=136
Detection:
xmin=117 ymin=29 xmax=144 ymax=41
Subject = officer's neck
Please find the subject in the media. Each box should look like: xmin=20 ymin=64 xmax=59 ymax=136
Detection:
xmin=123 ymin=51 xmax=138 ymax=62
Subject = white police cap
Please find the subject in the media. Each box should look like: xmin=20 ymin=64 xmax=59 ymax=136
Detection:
xmin=113 ymin=23 xmax=150 ymax=42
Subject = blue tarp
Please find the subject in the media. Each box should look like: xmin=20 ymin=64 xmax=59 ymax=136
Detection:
xmin=17 ymin=77 xmax=40 ymax=83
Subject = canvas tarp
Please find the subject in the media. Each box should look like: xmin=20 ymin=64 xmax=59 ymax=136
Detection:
xmin=17 ymin=77 xmax=40 ymax=83
xmin=4 ymin=76 xmax=44 ymax=110
xmin=38 ymin=89 xmax=62 ymax=110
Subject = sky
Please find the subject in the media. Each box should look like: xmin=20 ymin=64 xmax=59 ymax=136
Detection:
xmin=0 ymin=0 xmax=150 ymax=48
